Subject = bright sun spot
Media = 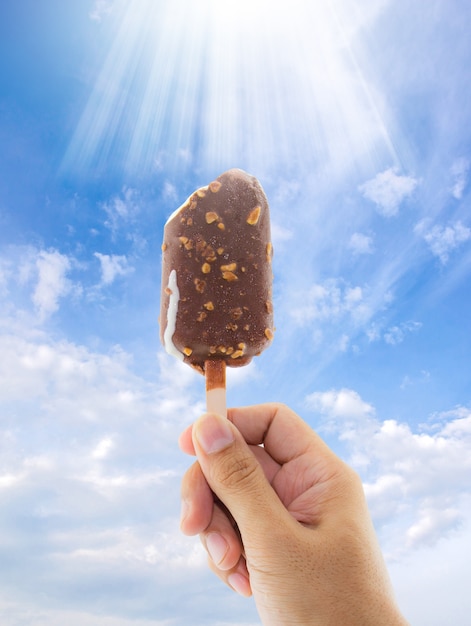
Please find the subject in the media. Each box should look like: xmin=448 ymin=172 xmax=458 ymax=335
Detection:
xmin=63 ymin=0 xmax=396 ymax=177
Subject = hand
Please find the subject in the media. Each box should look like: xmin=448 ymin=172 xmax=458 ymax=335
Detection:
xmin=179 ymin=403 xmax=408 ymax=626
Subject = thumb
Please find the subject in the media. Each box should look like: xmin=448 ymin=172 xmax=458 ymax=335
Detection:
xmin=192 ymin=413 xmax=292 ymax=541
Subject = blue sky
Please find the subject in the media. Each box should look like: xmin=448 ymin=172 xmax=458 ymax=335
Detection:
xmin=1 ymin=0 xmax=470 ymax=624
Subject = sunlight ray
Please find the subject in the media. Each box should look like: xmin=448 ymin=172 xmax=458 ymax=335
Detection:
xmin=62 ymin=0 xmax=397 ymax=178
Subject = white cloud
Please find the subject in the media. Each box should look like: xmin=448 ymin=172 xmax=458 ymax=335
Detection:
xmin=415 ymin=219 xmax=471 ymax=264
xmin=94 ymin=252 xmax=133 ymax=285
xmin=273 ymin=178 xmax=300 ymax=205
xmin=162 ymin=181 xmax=178 ymax=201
xmin=0 ymin=245 xmax=141 ymax=326
xmin=270 ymin=221 xmax=294 ymax=246
xmin=102 ymin=187 xmax=140 ymax=237
xmin=288 ymin=279 xmax=395 ymax=360
xmin=306 ymin=388 xmax=377 ymax=444
xmin=291 ymin=279 xmax=372 ymax=327
xmin=366 ymin=320 xmax=423 ymax=346
xmin=389 ymin=497 xmax=471 ymax=626
xmin=359 ymin=167 xmax=419 ymax=217
xmin=348 ymin=232 xmax=374 ymax=255
xmin=178 ymin=148 xmax=192 ymax=163
xmin=306 ymin=389 xmax=471 ymax=556
xmin=406 ymin=507 xmax=461 ymax=548
xmin=89 ymin=0 xmax=113 ymax=22
xmin=0 ymin=260 xmax=10 ymax=296
xmin=400 ymin=370 xmax=430 ymax=390
xmin=441 ymin=414 xmax=471 ymax=437
xmin=307 ymin=387 xmax=375 ymax=421
xmin=0 ymin=324 xmax=228 ymax=623
xmin=450 ymin=157 xmax=469 ymax=199
xmin=383 ymin=320 xmax=422 ymax=345
xmin=91 ymin=436 xmax=115 ymax=460
xmin=32 ymin=250 xmax=73 ymax=320
xmin=337 ymin=333 xmax=350 ymax=352
xmin=0 ymin=599 xmax=176 ymax=626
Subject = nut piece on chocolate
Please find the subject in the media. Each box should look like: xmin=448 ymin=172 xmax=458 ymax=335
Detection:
xmin=160 ymin=168 xmax=274 ymax=373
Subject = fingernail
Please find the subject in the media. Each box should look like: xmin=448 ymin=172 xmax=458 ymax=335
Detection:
xmin=194 ymin=414 xmax=235 ymax=454
xmin=206 ymin=532 xmax=228 ymax=566
xmin=228 ymin=572 xmax=251 ymax=597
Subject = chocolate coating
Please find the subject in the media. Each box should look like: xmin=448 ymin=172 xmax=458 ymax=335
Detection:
xmin=160 ymin=168 xmax=274 ymax=373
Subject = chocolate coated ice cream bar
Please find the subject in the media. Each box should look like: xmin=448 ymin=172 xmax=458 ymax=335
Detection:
xmin=160 ymin=168 xmax=274 ymax=379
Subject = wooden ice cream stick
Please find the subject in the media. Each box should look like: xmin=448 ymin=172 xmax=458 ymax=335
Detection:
xmin=205 ymin=359 xmax=227 ymax=418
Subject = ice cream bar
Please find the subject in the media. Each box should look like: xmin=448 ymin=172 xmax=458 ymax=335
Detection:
xmin=160 ymin=168 xmax=274 ymax=412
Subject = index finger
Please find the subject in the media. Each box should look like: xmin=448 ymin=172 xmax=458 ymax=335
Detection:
xmin=228 ymin=402 xmax=335 ymax=466
xmin=180 ymin=403 xmax=336 ymax=469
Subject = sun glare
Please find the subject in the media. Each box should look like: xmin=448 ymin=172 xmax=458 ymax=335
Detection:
xmin=62 ymin=0 xmax=396 ymax=178
xmin=204 ymin=0 xmax=278 ymax=24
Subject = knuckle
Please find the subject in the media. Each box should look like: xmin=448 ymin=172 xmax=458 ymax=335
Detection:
xmin=270 ymin=401 xmax=289 ymax=413
xmin=343 ymin=462 xmax=364 ymax=489
xmin=215 ymin=451 xmax=260 ymax=492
